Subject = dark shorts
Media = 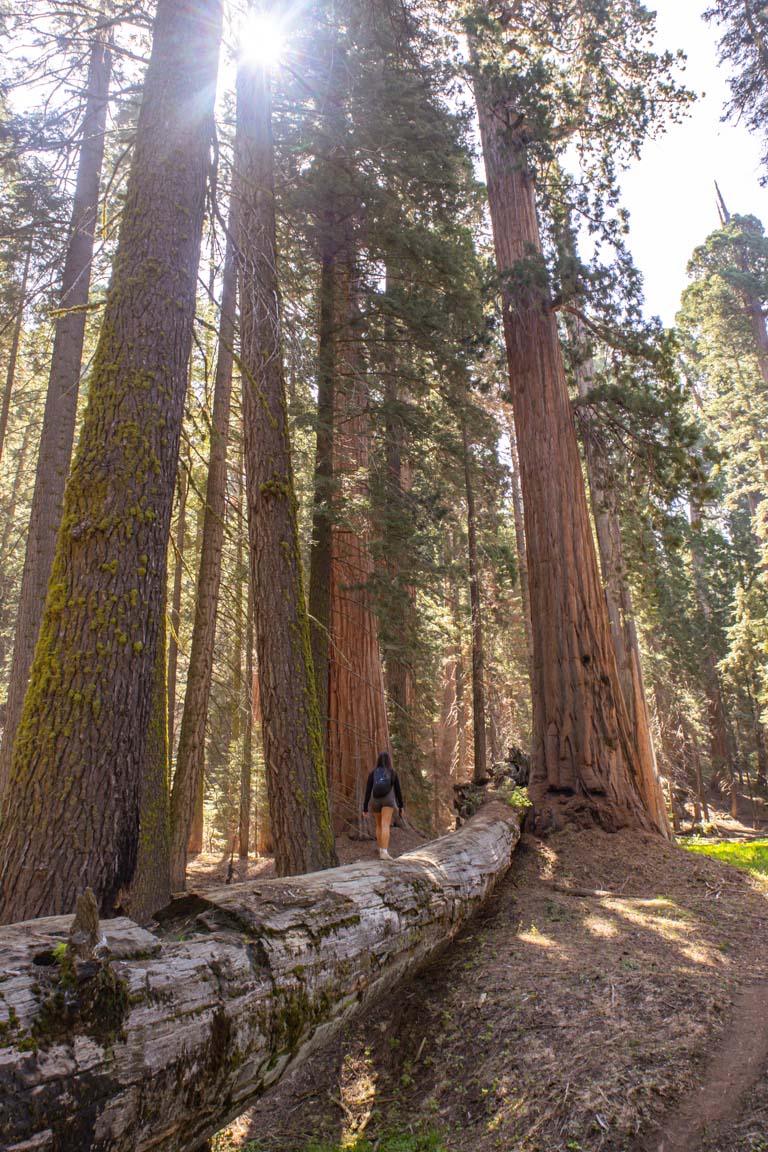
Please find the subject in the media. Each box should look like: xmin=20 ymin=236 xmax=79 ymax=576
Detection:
xmin=370 ymin=790 xmax=397 ymax=813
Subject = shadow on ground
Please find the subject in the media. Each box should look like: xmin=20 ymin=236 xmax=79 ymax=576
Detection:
xmin=214 ymin=828 xmax=768 ymax=1152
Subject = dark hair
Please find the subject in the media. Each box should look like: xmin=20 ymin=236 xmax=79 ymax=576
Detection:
xmin=375 ymin=751 xmax=391 ymax=772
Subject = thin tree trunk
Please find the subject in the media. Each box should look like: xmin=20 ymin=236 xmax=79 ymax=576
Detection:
xmin=449 ymin=552 xmax=468 ymax=783
xmin=462 ymin=420 xmax=488 ymax=784
xmin=307 ymin=29 xmax=348 ymax=770
xmin=167 ymin=468 xmax=188 ymax=759
xmin=307 ymin=199 xmax=336 ymax=767
xmin=0 ymin=242 xmax=32 ymax=466
xmin=0 ymin=32 xmax=111 ymax=796
xmin=0 ymin=420 xmax=35 ymax=676
xmin=746 ymin=678 xmax=768 ymax=787
xmin=434 ymin=651 xmax=458 ymax=818
xmin=234 ymin=49 xmax=336 ymax=875
xmin=327 ymin=241 xmax=390 ymax=822
xmin=232 ymin=455 xmax=245 ymax=748
xmin=507 ymin=418 xmax=534 ymax=683
xmin=690 ymin=725 xmax=710 ymax=822
xmin=472 ymin=60 xmax=654 ymax=834
xmin=689 ymin=499 xmax=738 ymax=817
xmin=381 ymin=292 xmax=415 ymax=764
xmin=188 ymin=775 xmax=205 ymax=858
xmin=170 ymin=225 xmax=237 ymax=890
xmin=0 ymin=422 xmax=34 ymax=571
xmin=239 ymin=577 xmax=254 ymax=858
xmin=125 ymin=606 xmax=171 ymax=921
xmin=0 ymin=0 xmax=222 ymax=923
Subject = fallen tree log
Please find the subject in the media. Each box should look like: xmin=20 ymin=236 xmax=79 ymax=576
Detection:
xmin=0 ymin=801 xmax=520 ymax=1152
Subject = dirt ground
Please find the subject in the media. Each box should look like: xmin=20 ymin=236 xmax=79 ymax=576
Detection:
xmin=210 ymin=823 xmax=768 ymax=1152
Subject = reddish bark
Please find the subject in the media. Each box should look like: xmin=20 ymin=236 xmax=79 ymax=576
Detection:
xmin=573 ymin=321 xmax=670 ymax=837
xmin=327 ymin=248 xmax=390 ymax=823
xmin=473 ymin=73 xmax=655 ymax=834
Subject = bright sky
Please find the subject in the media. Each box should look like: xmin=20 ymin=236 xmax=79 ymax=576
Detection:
xmin=621 ymin=0 xmax=768 ymax=325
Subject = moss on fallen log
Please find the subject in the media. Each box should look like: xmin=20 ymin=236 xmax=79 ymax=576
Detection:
xmin=0 ymin=802 xmax=520 ymax=1152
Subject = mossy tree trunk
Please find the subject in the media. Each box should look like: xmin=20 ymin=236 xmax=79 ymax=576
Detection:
xmin=0 ymin=31 xmax=111 ymax=798
xmin=170 ymin=224 xmax=237 ymax=890
xmin=472 ymin=67 xmax=655 ymax=835
xmin=234 ymin=50 xmax=336 ymax=875
xmin=0 ymin=0 xmax=223 ymax=922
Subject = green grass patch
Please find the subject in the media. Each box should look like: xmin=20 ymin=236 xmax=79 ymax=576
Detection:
xmin=682 ymin=837 xmax=768 ymax=876
xmin=215 ymin=1128 xmax=448 ymax=1152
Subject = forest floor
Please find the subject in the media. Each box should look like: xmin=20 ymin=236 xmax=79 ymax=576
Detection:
xmin=205 ymin=811 xmax=768 ymax=1152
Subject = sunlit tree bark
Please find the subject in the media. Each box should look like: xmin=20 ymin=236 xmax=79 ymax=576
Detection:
xmin=0 ymin=0 xmax=222 ymax=921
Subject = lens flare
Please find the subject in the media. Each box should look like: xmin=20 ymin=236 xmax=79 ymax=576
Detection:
xmin=240 ymin=10 xmax=285 ymax=68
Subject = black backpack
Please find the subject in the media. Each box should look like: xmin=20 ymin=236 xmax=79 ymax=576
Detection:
xmin=371 ymin=762 xmax=393 ymax=798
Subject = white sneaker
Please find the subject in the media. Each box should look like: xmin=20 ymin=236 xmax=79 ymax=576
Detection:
xmin=378 ymin=848 xmax=391 ymax=860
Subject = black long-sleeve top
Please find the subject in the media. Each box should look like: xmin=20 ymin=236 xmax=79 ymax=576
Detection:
xmin=363 ymin=768 xmax=404 ymax=812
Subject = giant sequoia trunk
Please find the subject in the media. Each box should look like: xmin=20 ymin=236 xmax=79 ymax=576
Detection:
xmin=0 ymin=31 xmax=111 ymax=797
xmin=571 ymin=322 xmax=670 ymax=837
xmin=0 ymin=0 xmax=222 ymax=923
xmin=0 ymin=803 xmax=520 ymax=1152
xmin=234 ymin=55 xmax=336 ymax=875
xmin=170 ymin=226 xmax=237 ymax=890
xmin=472 ymin=73 xmax=655 ymax=834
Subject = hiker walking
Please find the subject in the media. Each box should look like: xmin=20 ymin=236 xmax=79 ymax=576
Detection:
xmin=363 ymin=750 xmax=404 ymax=860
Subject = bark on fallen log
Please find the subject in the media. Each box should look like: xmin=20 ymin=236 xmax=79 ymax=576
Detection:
xmin=0 ymin=801 xmax=520 ymax=1152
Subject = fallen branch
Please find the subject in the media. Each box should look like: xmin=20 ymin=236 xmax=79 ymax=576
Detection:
xmin=544 ymin=881 xmax=618 ymax=899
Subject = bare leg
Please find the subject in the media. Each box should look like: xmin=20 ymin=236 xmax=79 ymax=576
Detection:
xmin=374 ymin=811 xmax=383 ymax=850
xmin=380 ymin=806 xmax=394 ymax=852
